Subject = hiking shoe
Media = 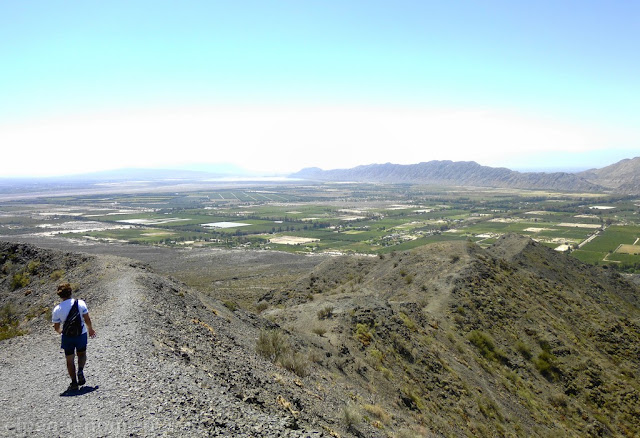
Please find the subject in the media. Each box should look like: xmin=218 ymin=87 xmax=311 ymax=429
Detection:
xmin=67 ymin=382 xmax=79 ymax=392
xmin=77 ymin=370 xmax=85 ymax=386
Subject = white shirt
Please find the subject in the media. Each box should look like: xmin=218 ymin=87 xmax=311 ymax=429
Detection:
xmin=52 ymin=298 xmax=89 ymax=335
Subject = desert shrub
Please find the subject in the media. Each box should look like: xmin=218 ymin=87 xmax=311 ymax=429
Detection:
xmin=223 ymin=300 xmax=238 ymax=311
xmin=379 ymin=366 xmax=393 ymax=380
xmin=404 ymin=273 xmax=414 ymax=284
xmin=0 ymin=304 xmax=25 ymax=341
xmin=255 ymin=302 xmax=269 ymax=313
xmin=343 ymin=404 xmax=361 ymax=429
xmin=549 ymin=393 xmax=568 ymax=408
xmin=0 ymin=303 xmax=17 ymax=324
xmin=538 ymin=339 xmax=552 ymax=352
xmin=279 ymin=350 xmax=309 ymax=377
xmin=468 ymin=330 xmax=507 ymax=364
xmin=50 ymin=269 xmax=65 ymax=281
xmin=0 ymin=325 xmax=25 ymax=341
xmin=26 ymin=260 xmax=40 ymax=274
xmin=534 ymin=350 xmax=561 ymax=381
xmin=312 ymin=326 xmax=327 ymax=336
xmin=317 ymin=306 xmax=334 ymax=320
xmin=516 ymin=340 xmax=532 ymax=360
xmin=400 ymin=387 xmax=424 ymax=411
xmin=363 ymin=404 xmax=391 ymax=424
xmin=256 ymin=329 xmax=290 ymax=362
xmin=477 ymin=397 xmax=504 ymax=422
xmin=398 ymin=312 xmax=417 ymax=331
xmin=256 ymin=329 xmax=308 ymax=377
xmin=1 ymin=260 xmax=13 ymax=275
xmin=10 ymin=272 xmax=30 ymax=290
xmin=368 ymin=347 xmax=384 ymax=363
xmin=355 ymin=323 xmax=373 ymax=346
xmin=450 ymin=255 xmax=461 ymax=263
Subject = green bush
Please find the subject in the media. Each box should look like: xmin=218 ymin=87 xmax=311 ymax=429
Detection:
xmin=26 ymin=260 xmax=40 ymax=274
xmin=468 ymin=330 xmax=507 ymax=364
xmin=0 ymin=303 xmax=17 ymax=324
xmin=10 ymin=272 xmax=30 ymax=290
xmin=534 ymin=350 xmax=561 ymax=381
xmin=369 ymin=347 xmax=384 ymax=363
xmin=0 ymin=304 xmax=25 ymax=341
xmin=50 ymin=269 xmax=65 ymax=281
xmin=398 ymin=312 xmax=417 ymax=331
xmin=355 ymin=323 xmax=373 ymax=346
xmin=0 ymin=325 xmax=26 ymax=341
xmin=516 ymin=341 xmax=532 ymax=360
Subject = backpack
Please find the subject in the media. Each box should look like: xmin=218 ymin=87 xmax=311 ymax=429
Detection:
xmin=62 ymin=299 xmax=83 ymax=336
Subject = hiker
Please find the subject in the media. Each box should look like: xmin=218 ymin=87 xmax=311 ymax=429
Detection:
xmin=52 ymin=283 xmax=96 ymax=391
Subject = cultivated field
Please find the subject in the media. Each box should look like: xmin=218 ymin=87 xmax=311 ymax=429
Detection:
xmin=1 ymin=182 xmax=638 ymax=271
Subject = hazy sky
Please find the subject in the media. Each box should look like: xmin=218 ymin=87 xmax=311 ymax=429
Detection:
xmin=1 ymin=1 xmax=638 ymax=177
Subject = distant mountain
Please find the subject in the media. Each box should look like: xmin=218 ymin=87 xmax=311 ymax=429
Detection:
xmin=291 ymin=160 xmax=605 ymax=192
xmin=579 ymin=156 xmax=640 ymax=194
xmin=60 ymin=168 xmax=217 ymax=182
xmin=57 ymin=164 xmax=254 ymax=182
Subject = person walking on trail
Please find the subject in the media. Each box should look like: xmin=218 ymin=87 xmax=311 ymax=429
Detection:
xmin=52 ymin=283 xmax=96 ymax=391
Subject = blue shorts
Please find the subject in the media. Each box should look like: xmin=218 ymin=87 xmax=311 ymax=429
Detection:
xmin=61 ymin=333 xmax=88 ymax=356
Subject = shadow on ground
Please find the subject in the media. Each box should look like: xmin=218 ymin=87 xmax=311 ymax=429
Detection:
xmin=59 ymin=385 xmax=99 ymax=397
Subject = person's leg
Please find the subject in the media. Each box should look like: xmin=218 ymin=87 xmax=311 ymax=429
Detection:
xmin=77 ymin=350 xmax=86 ymax=370
xmin=65 ymin=354 xmax=77 ymax=383
xmin=76 ymin=333 xmax=88 ymax=385
xmin=76 ymin=351 xmax=86 ymax=385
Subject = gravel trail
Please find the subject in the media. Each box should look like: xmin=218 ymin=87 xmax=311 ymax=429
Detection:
xmin=1 ymin=257 xmax=328 ymax=437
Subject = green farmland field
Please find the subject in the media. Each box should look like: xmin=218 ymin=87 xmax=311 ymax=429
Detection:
xmin=2 ymin=182 xmax=639 ymax=270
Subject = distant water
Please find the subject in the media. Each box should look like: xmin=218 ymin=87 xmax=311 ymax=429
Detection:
xmin=203 ymin=176 xmax=302 ymax=182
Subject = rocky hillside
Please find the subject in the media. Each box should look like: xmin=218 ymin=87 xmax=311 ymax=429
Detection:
xmin=291 ymin=161 xmax=604 ymax=192
xmin=579 ymin=156 xmax=640 ymax=194
xmin=260 ymin=235 xmax=640 ymax=436
xmin=0 ymin=242 xmax=354 ymax=437
xmin=2 ymin=238 xmax=639 ymax=437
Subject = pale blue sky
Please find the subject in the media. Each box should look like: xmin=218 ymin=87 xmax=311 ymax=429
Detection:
xmin=1 ymin=1 xmax=638 ymax=176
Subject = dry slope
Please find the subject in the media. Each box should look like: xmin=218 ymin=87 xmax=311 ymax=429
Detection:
xmin=261 ymin=235 xmax=640 ymax=437
xmin=2 ymin=238 xmax=639 ymax=437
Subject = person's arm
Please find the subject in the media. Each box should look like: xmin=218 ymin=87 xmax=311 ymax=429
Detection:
xmin=53 ymin=322 xmax=61 ymax=334
xmin=83 ymin=313 xmax=96 ymax=338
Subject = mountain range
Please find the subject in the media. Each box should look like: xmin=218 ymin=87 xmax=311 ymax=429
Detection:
xmin=291 ymin=157 xmax=640 ymax=194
